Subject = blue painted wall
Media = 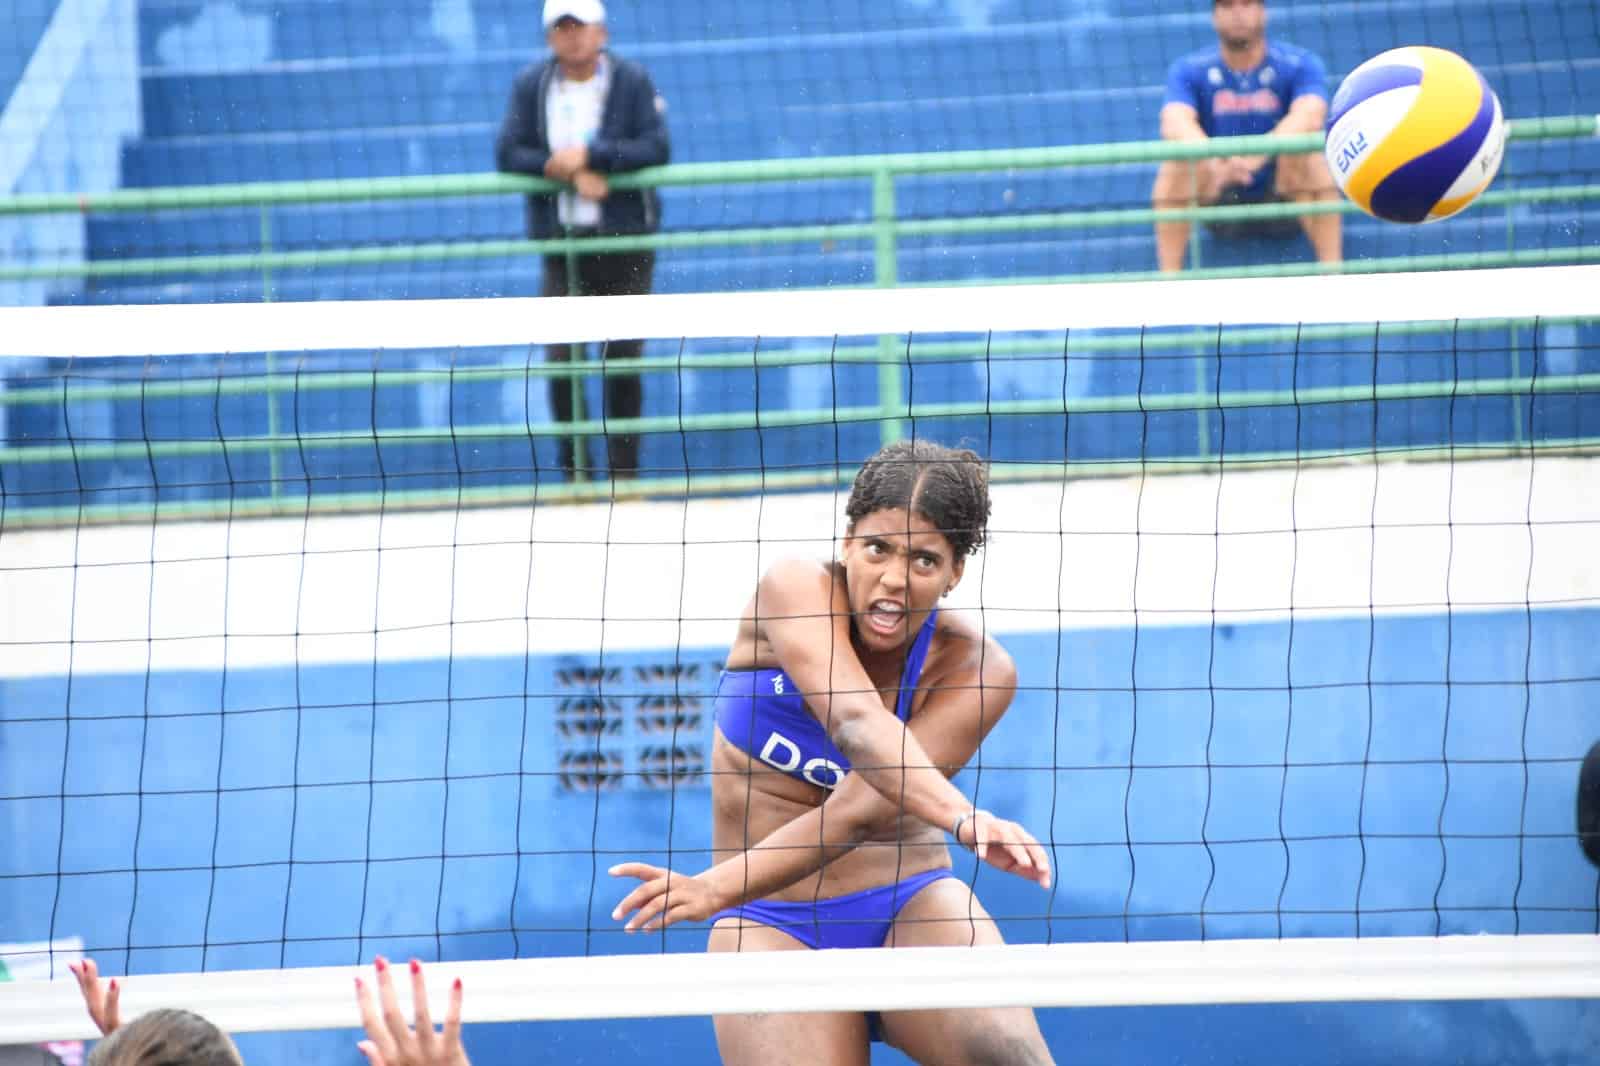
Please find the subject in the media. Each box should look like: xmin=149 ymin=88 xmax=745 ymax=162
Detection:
xmin=4 ymin=607 xmax=1596 ymax=1062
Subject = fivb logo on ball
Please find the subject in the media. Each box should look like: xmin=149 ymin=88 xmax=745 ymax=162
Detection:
xmin=1325 ymin=46 xmax=1507 ymax=224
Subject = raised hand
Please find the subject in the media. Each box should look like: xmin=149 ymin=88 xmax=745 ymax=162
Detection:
xmin=955 ymin=809 xmax=1052 ymax=889
xmin=66 ymin=958 xmax=121 ymax=1035
xmin=353 ymin=957 xmax=469 ymax=1066
xmin=609 ymin=862 xmax=726 ymax=933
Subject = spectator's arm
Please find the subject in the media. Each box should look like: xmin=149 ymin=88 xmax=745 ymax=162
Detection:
xmin=494 ymin=76 xmax=551 ymax=177
xmin=1271 ymin=92 xmax=1327 ymax=136
xmin=1160 ymin=56 xmax=1207 ymax=142
xmin=1273 ymin=51 xmax=1331 ymax=137
xmin=1160 ymin=102 xmax=1208 ymax=142
xmin=587 ymin=71 xmax=670 ymax=174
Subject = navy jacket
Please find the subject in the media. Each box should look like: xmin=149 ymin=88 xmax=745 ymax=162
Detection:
xmin=495 ymin=52 xmax=670 ymax=240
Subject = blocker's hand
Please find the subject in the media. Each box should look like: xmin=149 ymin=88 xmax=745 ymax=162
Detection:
xmin=66 ymin=958 xmax=121 ymax=1036
xmin=609 ymin=863 xmax=725 ymax=933
xmin=954 ymin=809 xmax=1052 ymax=889
xmin=354 ymin=957 xmax=469 ymax=1066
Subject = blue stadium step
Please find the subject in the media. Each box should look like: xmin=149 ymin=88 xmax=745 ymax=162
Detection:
xmin=122 ymin=123 xmax=497 ymax=186
xmin=134 ymin=40 xmax=1167 ymax=142
xmin=86 ymin=199 xmax=526 ymax=259
xmin=138 ymin=59 xmax=519 ymax=138
xmin=120 ymin=102 xmax=1142 ymax=188
xmin=137 ymin=0 xmax=445 ymax=67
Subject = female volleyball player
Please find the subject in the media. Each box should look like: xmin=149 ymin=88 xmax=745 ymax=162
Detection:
xmin=612 ymin=439 xmax=1055 ymax=1066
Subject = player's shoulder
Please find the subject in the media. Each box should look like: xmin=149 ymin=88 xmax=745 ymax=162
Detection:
xmin=758 ymin=557 xmax=839 ymax=601
xmin=931 ymin=611 xmax=1017 ymax=686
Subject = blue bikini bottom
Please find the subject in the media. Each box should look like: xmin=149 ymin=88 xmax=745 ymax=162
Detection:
xmin=709 ymin=867 xmax=954 ymax=951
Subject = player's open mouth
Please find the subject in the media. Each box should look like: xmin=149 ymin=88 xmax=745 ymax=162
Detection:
xmin=865 ymin=599 xmax=905 ymax=635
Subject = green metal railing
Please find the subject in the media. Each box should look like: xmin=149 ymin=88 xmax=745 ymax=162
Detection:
xmin=2 ymin=313 xmax=1596 ymax=525
xmin=1 ymin=117 xmax=1597 ymax=525
xmin=0 ymin=115 xmax=1595 ymax=285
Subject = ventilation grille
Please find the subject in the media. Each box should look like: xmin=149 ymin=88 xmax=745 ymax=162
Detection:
xmin=553 ymin=658 xmax=719 ymax=792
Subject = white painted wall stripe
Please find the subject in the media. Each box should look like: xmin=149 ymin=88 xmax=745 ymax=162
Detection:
xmin=1 ymin=455 xmax=1595 ymax=678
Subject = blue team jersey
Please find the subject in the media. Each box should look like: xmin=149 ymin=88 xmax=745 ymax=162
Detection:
xmin=1164 ymin=41 xmax=1328 ymax=197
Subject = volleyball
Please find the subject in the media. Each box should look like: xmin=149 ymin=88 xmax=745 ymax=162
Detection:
xmin=1323 ymin=46 xmax=1506 ymax=224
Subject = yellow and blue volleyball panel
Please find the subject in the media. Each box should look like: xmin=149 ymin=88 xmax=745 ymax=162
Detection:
xmin=1324 ymin=46 xmax=1506 ymax=224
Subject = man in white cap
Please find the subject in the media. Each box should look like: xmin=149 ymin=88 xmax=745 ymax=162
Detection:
xmin=496 ymin=0 xmax=670 ymax=483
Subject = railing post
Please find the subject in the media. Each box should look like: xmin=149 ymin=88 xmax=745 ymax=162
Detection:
xmin=260 ymin=204 xmax=283 ymax=505
xmin=1187 ymin=165 xmax=1204 ymax=270
xmin=1504 ymin=173 xmax=1526 ymax=447
xmin=872 ymin=168 xmax=905 ymax=445
xmin=563 ymin=227 xmax=591 ymax=481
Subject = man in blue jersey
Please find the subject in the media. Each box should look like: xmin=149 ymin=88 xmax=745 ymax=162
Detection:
xmin=1151 ymin=0 xmax=1342 ymax=272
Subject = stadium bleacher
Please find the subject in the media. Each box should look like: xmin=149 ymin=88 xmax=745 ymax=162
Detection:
xmin=93 ymin=0 xmax=1600 ymax=303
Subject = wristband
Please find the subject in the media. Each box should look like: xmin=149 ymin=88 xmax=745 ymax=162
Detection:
xmin=951 ymin=810 xmax=976 ymax=844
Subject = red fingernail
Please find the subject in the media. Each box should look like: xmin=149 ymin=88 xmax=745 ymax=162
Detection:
xmin=374 ymin=956 xmax=387 ymax=972
xmin=354 ymin=976 xmax=364 ymax=990
xmin=409 ymin=959 xmax=421 ymax=975
xmin=453 ymin=978 xmax=462 ymax=992
xmin=108 ymin=979 xmax=117 ymax=992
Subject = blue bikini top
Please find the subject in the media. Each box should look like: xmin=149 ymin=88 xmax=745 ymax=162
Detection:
xmin=714 ymin=610 xmax=939 ymax=790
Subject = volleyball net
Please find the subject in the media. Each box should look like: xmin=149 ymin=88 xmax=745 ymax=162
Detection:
xmin=0 ymin=267 xmax=1598 ymax=1055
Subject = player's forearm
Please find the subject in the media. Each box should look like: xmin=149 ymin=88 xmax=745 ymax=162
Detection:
xmin=829 ymin=709 xmax=970 ymax=834
xmin=701 ymin=797 xmax=871 ymax=908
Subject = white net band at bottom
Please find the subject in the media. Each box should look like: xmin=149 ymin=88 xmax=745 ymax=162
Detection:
xmin=3 ymin=934 xmax=1596 ymax=1041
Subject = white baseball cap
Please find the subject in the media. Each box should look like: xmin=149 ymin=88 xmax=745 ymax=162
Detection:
xmin=542 ymin=0 xmax=605 ymax=28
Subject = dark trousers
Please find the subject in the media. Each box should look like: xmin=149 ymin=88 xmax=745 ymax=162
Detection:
xmin=541 ymin=250 xmax=655 ymax=480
